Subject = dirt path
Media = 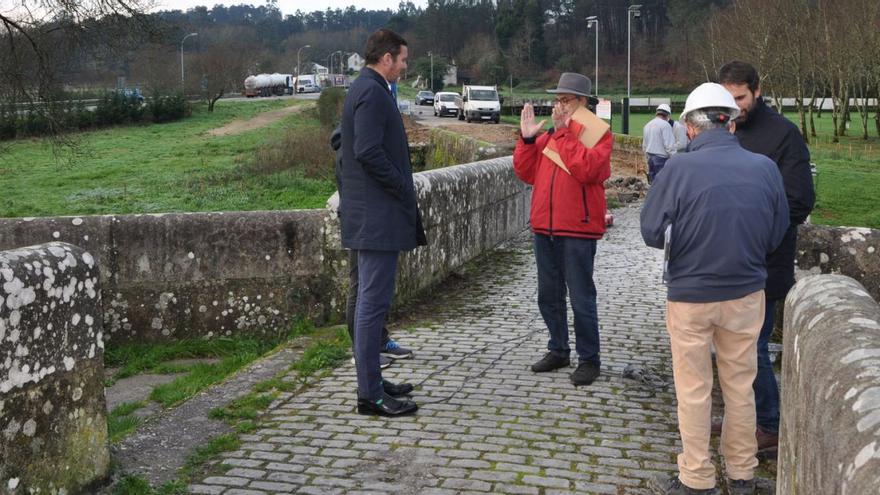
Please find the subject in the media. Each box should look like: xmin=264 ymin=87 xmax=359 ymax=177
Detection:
xmin=206 ymin=103 xmax=312 ymax=137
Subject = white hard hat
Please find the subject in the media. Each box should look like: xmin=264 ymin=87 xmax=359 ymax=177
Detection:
xmin=656 ymin=103 xmax=671 ymax=115
xmin=680 ymin=82 xmax=740 ymax=122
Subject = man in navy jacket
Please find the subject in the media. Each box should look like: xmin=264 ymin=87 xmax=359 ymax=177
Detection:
xmin=719 ymin=61 xmax=815 ymax=452
xmin=339 ymin=28 xmax=425 ymax=417
xmin=641 ymin=83 xmax=788 ymax=495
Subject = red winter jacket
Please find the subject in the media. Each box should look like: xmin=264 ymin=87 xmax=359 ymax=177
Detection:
xmin=513 ymin=122 xmax=613 ymax=239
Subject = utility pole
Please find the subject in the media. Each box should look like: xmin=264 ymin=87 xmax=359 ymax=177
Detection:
xmin=625 ymin=5 xmax=641 ymax=135
xmin=587 ymin=16 xmax=599 ymax=96
xmin=180 ymin=32 xmax=198 ymax=90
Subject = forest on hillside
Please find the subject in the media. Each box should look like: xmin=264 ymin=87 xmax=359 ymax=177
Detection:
xmin=2 ymin=0 xmax=879 ymax=140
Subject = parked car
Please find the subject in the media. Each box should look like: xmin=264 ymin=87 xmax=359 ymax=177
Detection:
xmin=433 ymin=92 xmax=460 ymax=117
xmin=118 ymin=88 xmax=145 ymax=103
xmin=415 ymin=90 xmax=434 ymax=106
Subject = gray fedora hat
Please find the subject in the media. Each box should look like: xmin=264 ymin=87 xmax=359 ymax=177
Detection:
xmin=546 ymin=72 xmax=592 ymax=97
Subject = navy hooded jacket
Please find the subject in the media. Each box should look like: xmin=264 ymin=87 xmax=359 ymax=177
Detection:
xmin=640 ymin=129 xmax=790 ymax=303
xmin=735 ymin=97 xmax=815 ymax=300
xmin=338 ymin=67 xmax=425 ymax=251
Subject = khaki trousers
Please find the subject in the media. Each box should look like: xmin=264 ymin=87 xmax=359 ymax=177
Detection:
xmin=666 ymin=290 xmax=763 ymax=489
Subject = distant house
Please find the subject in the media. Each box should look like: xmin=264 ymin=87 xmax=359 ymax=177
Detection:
xmin=347 ymin=53 xmax=365 ymax=72
xmin=443 ymin=61 xmax=458 ymax=86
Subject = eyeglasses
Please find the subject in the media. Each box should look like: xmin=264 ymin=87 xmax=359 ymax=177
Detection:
xmin=554 ymin=96 xmax=577 ymax=105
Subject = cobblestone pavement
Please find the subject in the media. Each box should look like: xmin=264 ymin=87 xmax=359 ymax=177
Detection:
xmin=189 ymin=204 xmax=703 ymax=494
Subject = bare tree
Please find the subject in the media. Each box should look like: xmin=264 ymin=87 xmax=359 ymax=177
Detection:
xmin=0 ymin=1 xmax=153 ymax=137
xmin=193 ymin=28 xmax=255 ymax=112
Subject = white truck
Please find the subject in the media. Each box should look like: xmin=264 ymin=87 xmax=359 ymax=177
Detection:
xmin=243 ymin=73 xmax=294 ymax=97
xmin=456 ymin=85 xmax=500 ymax=123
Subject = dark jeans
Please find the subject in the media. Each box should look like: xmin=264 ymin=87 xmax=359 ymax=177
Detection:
xmin=754 ymin=297 xmax=780 ymax=433
xmin=534 ymin=234 xmax=600 ymax=366
xmin=647 ymin=154 xmax=668 ymax=184
xmin=353 ymin=250 xmax=399 ymax=401
xmin=346 ymin=250 xmax=390 ymax=346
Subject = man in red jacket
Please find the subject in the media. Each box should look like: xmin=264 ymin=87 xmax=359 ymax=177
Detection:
xmin=513 ymin=72 xmax=613 ymax=386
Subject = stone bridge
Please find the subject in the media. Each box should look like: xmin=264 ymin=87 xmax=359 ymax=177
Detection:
xmin=184 ymin=204 xmax=721 ymax=495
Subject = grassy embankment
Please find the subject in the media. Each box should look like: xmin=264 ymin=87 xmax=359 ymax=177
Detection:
xmin=0 ymin=98 xmax=336 ymax=217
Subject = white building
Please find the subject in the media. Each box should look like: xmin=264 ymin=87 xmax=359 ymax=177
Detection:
xmin=347 ymin=53 xmax=365 ymax=72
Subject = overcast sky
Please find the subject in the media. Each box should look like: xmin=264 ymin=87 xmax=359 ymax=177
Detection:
xmin=150 ymin=0 xmax=426 ymax=15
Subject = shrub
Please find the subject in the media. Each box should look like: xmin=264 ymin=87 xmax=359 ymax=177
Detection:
xmin=317 ymin=87 xmax=346 ymax=129
xmin=147 ymin=91 xmax=190 ymax=123
xmin=95 ymin=91 xmax=144 ymax=126
xmin=250 ymin=126 xmax=334 ymax=179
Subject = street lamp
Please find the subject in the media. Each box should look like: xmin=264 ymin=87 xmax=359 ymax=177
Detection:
xmin=625 ymin=4 xmax=641 ymax=134
xmin=427 ymin=51 xmax=434 ymax=92
xmin=180 ymin=32 xmax=198 ymax=89
xmin=296 ymin=44 xmax=311 ymax=91
xmin=586 ymin=16 xmax=599 ymax=96
xmin=627 ymin=5 xmax=641 ymax=99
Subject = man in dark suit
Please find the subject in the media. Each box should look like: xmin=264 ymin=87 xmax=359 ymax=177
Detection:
xmin=339 ymin=28 xmax=425 ymax=417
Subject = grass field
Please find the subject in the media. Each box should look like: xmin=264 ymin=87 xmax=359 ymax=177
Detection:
xmin=0 ymin=92 xmax=876 ymax=228
xmin=0 ymin=98 xmax=336 ymax=217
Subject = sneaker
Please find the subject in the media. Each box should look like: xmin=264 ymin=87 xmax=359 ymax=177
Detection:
xmin=381 ymin=340 xmax=414 ymax=360
xmin=726 ymin=478 xmax=756 ymax=495
xmin=648 ymin=475 xmax=719 ymax=495
xmin=570 ymin=362 xmax=600 ymax=386
xmin=350 ymin=355 xmax=393 ymax=369
xmin=531 ymin=352 xmax=570 ymax=373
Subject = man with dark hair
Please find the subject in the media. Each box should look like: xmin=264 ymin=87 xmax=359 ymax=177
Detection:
xmin=642 ymin=83 xmax=789 ymax=495
xmin=339 ymin=28 xmax=424 ymax=417
xmin=330 ymin=129 xmax=415 ymax=370
xmin=717 ymin=60 xmax=815 ymax=453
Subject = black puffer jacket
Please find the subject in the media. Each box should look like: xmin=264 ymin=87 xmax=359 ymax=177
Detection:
xmin=735 ymin=97 xmax=815 ymax=300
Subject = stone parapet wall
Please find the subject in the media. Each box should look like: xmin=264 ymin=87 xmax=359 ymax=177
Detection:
xmin=0 ymin=243 xmax=109 ymax=494
xmin=0 ymin=211 xmax=334 ymax=343
xmin=796 ymin=224 xmax=880 ymax=301
xmin=0 ymin=158 xmax=529 ymax=344
xmin=327 ymin=156 xmax=530 ymax=304
xmin=779 ymin=274 xmax=880 ymax=494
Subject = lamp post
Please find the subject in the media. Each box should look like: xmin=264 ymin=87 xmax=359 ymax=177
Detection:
xmin=586 ymin=16 xmax=598 ymax=96
xmin=296 ymin=44 xmax=311 ymax=92
xmin=427 ymin=51 xmax=434 ymax=92
xmin=180 ymin=32 xmax=198 ymax=89
xmin=625 ymin=4 xmax=641 ymax=134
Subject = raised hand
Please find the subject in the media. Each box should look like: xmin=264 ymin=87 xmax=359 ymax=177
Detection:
xmin=520 ymin=103 xmax=546 ymax=139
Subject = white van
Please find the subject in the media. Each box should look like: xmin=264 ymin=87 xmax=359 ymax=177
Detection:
xmin=456 ymin=85 xmax=500 ymax=123
xmin=433 ymin=92 xmax=460 ymax=117
xmin=296 ymin=74 xmax=320 ymax=93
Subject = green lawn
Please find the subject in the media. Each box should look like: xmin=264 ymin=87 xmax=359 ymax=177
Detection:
xmin=0 ymin=99 xmax=335 ymax=217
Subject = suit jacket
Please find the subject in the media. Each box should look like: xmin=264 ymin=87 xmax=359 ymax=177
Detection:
xmin=338 ymin=67 xmax=425 ymax=251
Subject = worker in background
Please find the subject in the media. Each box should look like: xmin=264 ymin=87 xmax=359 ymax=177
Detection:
xmin=642 ymin=103 xmax=676 ymax=183
xmin=671 ymin=113 xmax=689 ymax=153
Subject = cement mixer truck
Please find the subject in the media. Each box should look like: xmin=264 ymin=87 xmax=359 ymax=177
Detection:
xmin=243 ymin=73 xmax=294 ymax=97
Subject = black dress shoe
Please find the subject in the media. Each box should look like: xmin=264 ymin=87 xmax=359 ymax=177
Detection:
xmin=382 ymin=380 xmax=414 ymax=397
xmin=357 ymin=393 xmax=418 ymax=417
xmin=531 ymin=352 xmax=570 ymax=372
